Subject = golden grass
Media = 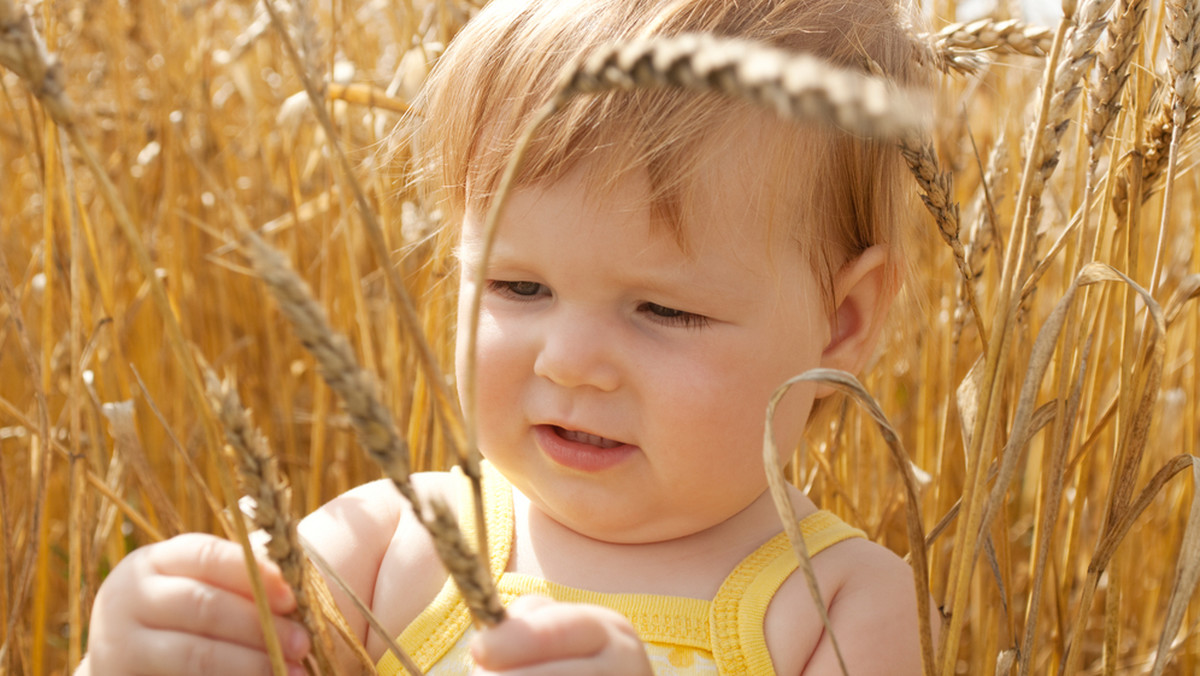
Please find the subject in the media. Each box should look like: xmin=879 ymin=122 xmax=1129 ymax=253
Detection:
xmin=1 ymin=0 xmax=1199 ymax=674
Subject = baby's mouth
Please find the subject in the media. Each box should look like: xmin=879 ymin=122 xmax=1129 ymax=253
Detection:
xmin=552 ymin=425 xmax=622 ymax=449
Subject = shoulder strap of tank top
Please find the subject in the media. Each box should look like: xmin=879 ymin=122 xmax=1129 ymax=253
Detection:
xmin=709 ymin=510 xmax=866 ymax=675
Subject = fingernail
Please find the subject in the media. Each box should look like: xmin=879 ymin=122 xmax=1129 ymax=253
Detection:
xmin=286 ymin=629 xmax=310 ymax=659
xmin=288 ymin=665 xmax=307 ymax=676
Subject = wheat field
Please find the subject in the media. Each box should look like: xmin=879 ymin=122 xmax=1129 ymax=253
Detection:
xmin=1 ymin=0 xmax=1199 ymax=674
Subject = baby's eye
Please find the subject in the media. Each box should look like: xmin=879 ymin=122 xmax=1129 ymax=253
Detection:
xmin=639 ymin=302 xmax=710 ymax=329
xmin=487 ymin=280 xmax=547 ymax=299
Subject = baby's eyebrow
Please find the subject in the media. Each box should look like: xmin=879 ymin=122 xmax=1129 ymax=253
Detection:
xmin=619 ymin=265 xmax=752 ymax=307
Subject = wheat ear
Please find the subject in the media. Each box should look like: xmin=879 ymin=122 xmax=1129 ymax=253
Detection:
xmin=237 ymin=227 xmax=506 ymax=628
xmin=918 ymin=18 xmax=1055 ymax=74
xmin=258 ymin=0 xmax=489 ymax=574
xmin=204 ymin=370 xmax=338 ymax=676
xmin=562 ymin=34 xmax=926 ymax=139
xmin=1145 ymin=0 xmax=1200 ymax=291
xmin=899 ymin=137 xmax=990 ymax=346
xmin=0 ymin=0 xmax=73 ymax=124
xmin=1070 ymin=0 xmax=1147 ymax=272
xmin=958 ymin=133 xmax=1008 ymax=332
xmin=1024 ymin=0 xmax=1116 ymax=218
xmin=1111 ymin=0 xmax=1199 ymax=223
xmin=1087 ymin=0 xmax=1147 ymax=165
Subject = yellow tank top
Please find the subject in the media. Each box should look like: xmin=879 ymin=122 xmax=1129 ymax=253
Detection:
xmin=376 ymin=465 xmax=866 ymax=676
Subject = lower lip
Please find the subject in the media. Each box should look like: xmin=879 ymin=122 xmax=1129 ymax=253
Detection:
xmin=534 ymin=425 xmax=637 ymax=472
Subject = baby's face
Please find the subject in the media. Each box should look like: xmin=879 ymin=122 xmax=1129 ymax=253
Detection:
xmin=456 ymin=156 xmax=832 ymax=544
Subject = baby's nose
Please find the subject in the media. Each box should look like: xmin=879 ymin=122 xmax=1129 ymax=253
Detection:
xmin=532 ymin=310 xmax=621 ymax=392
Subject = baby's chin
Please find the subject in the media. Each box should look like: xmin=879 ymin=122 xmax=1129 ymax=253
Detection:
xmin=531 ymin=488 xmax=773 ymax=547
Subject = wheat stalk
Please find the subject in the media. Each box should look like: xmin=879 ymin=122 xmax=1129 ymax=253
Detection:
xmin=766 ymin=370 xmax=935 ymax=676
xmin=0 ymin=239 xmax=51 ymax=671
xmin=6 ymin=1 xmax=1200 ymax=673
xmin=936 ymin=3 xmax=1093 ymax=665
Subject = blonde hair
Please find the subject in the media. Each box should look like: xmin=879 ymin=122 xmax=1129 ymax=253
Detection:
xmin=413 ymin=0 xmax=926 ymax=308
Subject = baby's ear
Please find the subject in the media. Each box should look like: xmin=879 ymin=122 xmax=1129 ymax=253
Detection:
xmin=817 ymin=246 xmax=896 ymax=396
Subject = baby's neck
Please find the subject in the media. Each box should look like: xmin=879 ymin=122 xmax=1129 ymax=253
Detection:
xmin=507 ymin=485 xmax=817 ymax=600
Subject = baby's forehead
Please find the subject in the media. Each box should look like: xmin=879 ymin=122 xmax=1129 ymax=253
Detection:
xmin=464 ymin=150 xmax=812 ymax=272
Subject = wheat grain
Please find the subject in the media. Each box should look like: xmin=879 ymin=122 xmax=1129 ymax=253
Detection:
xmin=1164 ymin=0 xmax=1200 ymax=131
xmin=1146 ymin=0 xmax=1200 ymax=292
xmin=936 ymin=18 xmax=1054 ymax=57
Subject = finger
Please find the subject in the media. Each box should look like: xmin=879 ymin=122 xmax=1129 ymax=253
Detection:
xmin=474 ymin=656 xmax=643 ymax=676
xmin=143 ymin=533 xmax=296 ymax=613
xmin=135 ymin=576 xmax=310 ymax=661
xmin=129 ymin=626 xmax=308 ymax=676
xmin=471 ymin=598 xmax=612 ymax=669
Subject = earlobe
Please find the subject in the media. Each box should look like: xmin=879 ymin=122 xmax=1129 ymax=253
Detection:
xmin=816 ymin=246 xmax=896 ymax=398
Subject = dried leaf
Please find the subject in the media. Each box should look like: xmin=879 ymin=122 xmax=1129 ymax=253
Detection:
xmin=1150 ymin=457 xmax=1200 ymax=676
xmin=1061 ymin=455 xmax=1194 ymax=674
xmin=979 ymin=262 xmax=1162 ymax=553
xmin=766 ymin=369 xmax=935 ymax=676
xmin=1164 ymin=274 xmax=1200 ymax=328
xmin=101 ymin=401 xmax=182 ymax=537
xmin=957 ymin=356 xmax=984 ymax=453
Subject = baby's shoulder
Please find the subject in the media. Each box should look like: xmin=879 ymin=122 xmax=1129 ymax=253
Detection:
xmin=300 ymin=471 xmax=459 ymax=556
xmin=765 ymin=537 xmax=926 ymax=675
xmin=299 ymin=472 xmax=461 ymax=663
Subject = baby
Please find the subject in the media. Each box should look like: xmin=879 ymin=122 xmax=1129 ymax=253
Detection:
xmin=81 ymin=0 xmax=932 ymax=673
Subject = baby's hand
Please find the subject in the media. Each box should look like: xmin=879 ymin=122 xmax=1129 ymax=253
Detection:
xmin=80 ymin=533 xmax=311 ymax=676
xmin=471 ymin=595 xmax=652 ymax=676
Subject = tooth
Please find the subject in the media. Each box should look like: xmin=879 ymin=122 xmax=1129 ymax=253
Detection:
xmin=561 ymin=428 xmax=619 ymax=448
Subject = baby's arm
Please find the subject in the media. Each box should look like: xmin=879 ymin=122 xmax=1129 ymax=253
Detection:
xmin=799 ymin=541 xmax=933 ymax=675
xmin=470 ymin=595 xmax=653 ymax=676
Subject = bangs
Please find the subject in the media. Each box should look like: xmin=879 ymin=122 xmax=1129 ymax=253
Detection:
xmin=468 ymin=89 xmax=748 ymax=241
